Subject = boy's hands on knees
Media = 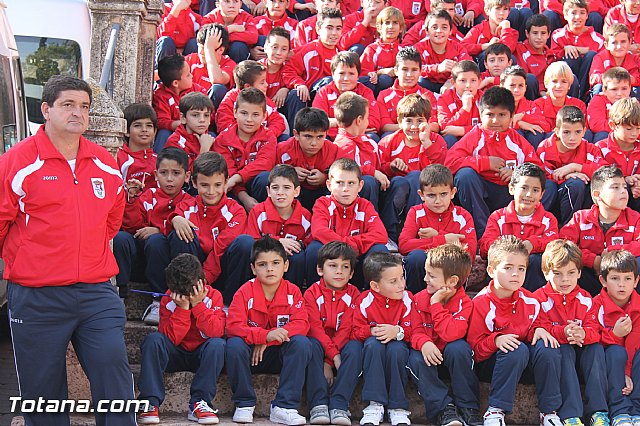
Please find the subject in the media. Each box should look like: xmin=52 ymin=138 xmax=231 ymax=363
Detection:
xmin=462 ymin=11 xmax=475 ymax=27
xmin=518 ymin=121 xmax=544 ymax=135
xmin=522 ymin=240 xmax=534 ymax=254
xmin=198 ymin=133 xmax=215 ymax=153
xmin=532 ymin=328 xmax=560 ymax=348
xmin=189 ymin=279 xmax=207 ymax=307
xmin=306 ymin=169 xmax=326 ymax=187
xmin=226 ymin=174 xmax=244 ymax=192
xmin=495 ymin=333 xmax=521 ymax=352
xmin=488 ymin=156 xmax=506 ymax=172
xmin=421 ymin=341 xmax=444 ymax=366
xmin=624 ymin=375 xmax=634 ymax=395
xmin=171 ymin=291 xmax=191 ymax=310
xmin=564 ymin=320 xmax=586 ymax=346
xmin=374 ymin=170 xmax=390 ymax=191
xmin=295 ymin=167 xmax=310 ymax=183
xmin=418 ymin=227 xmax=438 ymax=239
xmin=134 ymin=226 xmax=161 ymax=240
xmin=564 ymin=172 xmax=589 ymax=184
xmin=237 ymin=191 xmax=259 ymax=212
xmin=250 ymin=45 xmax=266 ymax=61
xmin=227 ymin=24 xmax=247 ymax=33
xmin=324 ymin=362 xmax=335 ymax=386
xmin=267 ymin=328 xmax=290 ymax=343
xmin=279 ymin=238 xmax=302 ymax=256
xmin=552 ymin=163 xmax=580 ymax=181
xmin=390 ymin=158 xmax=408 ymax=173
xmin=252 ymin=344 xmax=267 ymax=366
xmin=593 ymin=255 xmax=603 ymax=274
xmin=371 ymin=324 xmax=401 ymax=344
xmin=295 ymin=85 xmax=311 ymax=102
xmin=273 ymin=88 xmax=289 ymax=109
xmin=368 ymin=71 xmax=378 ymax=85
xmin=564 ymin=45 xmax=581 ymax=59
xmin=437 ymin=59 xmax=457 ymax=74
xmin=444 ymin=233 xmax=465 ymax=244
xmin=172 ymin=216 xmax=197 ymax=242
xmin=498 ymin=166 xmax=513 ymax=182
xmin=613 ymin=314 xmax=633 ymax=338
xmin=333 ymin=354 xmax=342 ymax=370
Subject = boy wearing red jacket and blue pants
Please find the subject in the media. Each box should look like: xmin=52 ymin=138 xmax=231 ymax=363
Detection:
xmin=407 ymin=245 xmax=482 ymax=426
xmin=138 ymin=254 xmax=226 ymax=425
xmin=226 ymin=236 xmax=312 ymax=426
xmin=304 ymin=242 xmax=363 ymax=425
xmin=352 ymin=252 xmax=414 ymax=426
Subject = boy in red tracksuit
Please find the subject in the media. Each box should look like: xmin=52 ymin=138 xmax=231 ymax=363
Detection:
xmin=201 ymin=0 xmax=259 ymax=63
xmin=589 ymin=67 xmax=632 ymax=143
xmin=589 ymin=24 xmax=640 ymax=97
xmin=514 ymin=14 xmax=555 ymax=96
xmin=352 ymin=252 xmax=414 ymax=426
xmin=276 ymin=107 xmax=337 ymax=211
xmin=399 ymin=165 xmax=476 ymax=293
xmin=401 ymin=0 xmax=465 ymax=46
xmin=468 ymin=236 xmax=563 ymax=426
xmin=596 ymin=97 xmax=640 ymax=211
xmin=245 ymin=165 xmax=312 ymax=288
xmin=156 ymin=0 xmax=201 ymax=63
xmin=533 ymin=240 xmax=609 ymax=426
xmin=559 ymin=165 xmax=640 ymax=297
xmin=408 ymin=244 xmax=482 ymax=426
xmin=304 ymin=242 xmax=362 ymax=426
xmin=306 ymin=158 xmax=389 ymax=290
xmin=378 ymin=95 xmax=447 ymax=246
xmin=592 ymin=250 xmax=640 ymax=426
xmin=462 ymin=0 xmax=518 ymax=59
xmin=225 ymin=236 xmax=312 ymax=425
xmin=167 ymin=152 xmax=254 ymax=305
xmin=152 ymin=54 xmax=208 ymax=151
xmin=444 ymin=86 xmax=553 ymax=238
xmin=165 ymin=92 xmax=215 ymax=172
xmin=137 ymin=254 xmax=225 ymax=425
xmin=338 ymin=0 xmax=386 ymax=53
xmin=537 ymin=106 xmax=607 ymax=226
xmin=479 ymin=44 xmax=514 ymax=92
xmin=212 ymin=88 xmax=277 ymax=210
xmin=260 ymin=28 xmax=290 ymax=108
xmin=291 ymin=0 xmax=340 ymax=49
xmin=480 ymin=163 xmax=559 ymax=292
xmin=252 ymin=0 xmax=298 ymax=39
xmin=605 ymin=0 xmax=640 ymax=49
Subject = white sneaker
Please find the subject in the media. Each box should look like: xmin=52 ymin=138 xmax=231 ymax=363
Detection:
xmin=360 ymin=402 xmax=385 ymax=426
xmin=142 ymin=300 xmax=160 ymax=325
xmin=540 ymin=412 xmax=563 ymax=426
xmin=270 ymin=405 xmax=306 ymax=425
xmin=386 ymin=239 xmax=399 ymax=252
xmin=483 ymin=408 xmax=505 ymax=426
xmin=233 ymin=406 xmax=255 ymax=423
xmin=389 ymin=408 xmax=411 ymax=426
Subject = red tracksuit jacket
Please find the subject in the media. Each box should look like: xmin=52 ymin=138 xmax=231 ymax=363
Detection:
xmin=158 ymin=285 xmax=226 ymax=351
xmin=437 ymin=88 xmax=482 ymax=133
xmin=398 ymin=203 xmax=477 ymax=257
xmin=311 ymin=195 xmax=388 ymax=256
xmin=157 ymin=4 xmax=202 ymax=49
xmin=462 ymin=20 xmax=519 ymax=57
xmin=550 ymin=26 xmax=605 ymax=61
xmin=200 ymin=9 xmax=259 ymax=45
xmin=378 ymin=129 xmax=447 ymax=177
xmin=401 ymin=23 xmax=465 ymax=47
xmin=414 ymin=38 xmax=472 ymax=84
xmin=339 ymin=11 xmax=378 ymax=50
xmin=226 ymin=278 xmax=309 ymax=345
xmin=165 ymin=124 xmax=202 ymax=170
xmin=333 ymin=129 xmax=382 ymax=177
xmin=167 ymin=194 xmax=247 ymax=283
xmin=514 ymin=98 xmax=548 ymax=131
xmin=185 ymin=52 xmax=236 ymax=91
xmin=587 ymin=94 xmax=614 ymax=134
xmin=589 ymin=50 xmax=640 ymax=87
xmin=479 ymin=201 xmax=559 ymax=258
xmin=515 ymin=41 xmax=556 ymax=92
xmin=352 ymin=289 xmax=414 ymax=342
xmin=215 ymin=88 xmax=286 ymax=137
xmin=532 ymin=96 xmax=587 ymax=133
xmin=117 ymin=143 xmax=158 ymax=227
xmin=246 ymin=198 xmax=312 ymax=246
xmin=259 ymin=58 xmax=286 ymax=99
xmin=377 ymin=82 xmax=438 ymax=127
xmin=559 ymin=205 xmax=640 ymax=268
xmin=292 ymin=15 xmax=318 ymax=50
xmin=253 ymin=12 xmax=298 ymax=37
xmin=593 ymin=289 xmax=640 ymax=375
xmin=152 ymin=83 xmax=208 ymax=131
xmin=360 ymin=41 xmax=401 ymax=75
xmin=388 ymin=0 xmax=427 ymax=28
xmin=282 ymin=40 xmax=338 ymax=88
xmin=537 ymin=134 xmax=607 ymax=183
xmin=533 ymin=282 xmax=600 ymax=345
xmin=411 ymin=286 xmax=472 ymax=352
xmin=123 ymin=187 xmax=193 ymax=235
xmin=276 ymin=137 xmax=338 ymax=190
xmin=304 ymin=279 xmax=361 ymax=363
xmin=468 ymin=282 xmax=541 ymax=361
xmin=444 ymin=125 xmax=544 ymax=185
xmin=0 ymin=126 xmax=125 ymax=286
xmin=312 ymin=82 xmax=381 ymax=137
xmin=596 ymin=134 xmax=640 ymax=177
xmin=605 ymin=5 xmax=640 ymax=46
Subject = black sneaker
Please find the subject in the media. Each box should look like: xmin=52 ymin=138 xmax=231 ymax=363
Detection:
xmin=459 ymin=407 xmax=483 ymax=426
xmin=438 ymin=404 xmax=463 ymax=426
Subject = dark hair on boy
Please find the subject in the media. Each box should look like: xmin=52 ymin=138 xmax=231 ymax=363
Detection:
xmin=509 ymin=162 xmax=546 ymax=190
xmin=267 ymin=27 xmax=291 ymax=44
xmin=234 ymin=60 xmax=267 ymax=89
xmin=197 ymin=23 xmax=230 ymax=50
xmin=158 ymin=54 xmax=187 ymax=87
xmin=479 ymin=86 xmax=515 ymax=115
xmin=317 ymin=7 xmax=343 ymax=27
xmin=500 ymin=65 xmax=527 ymax=85
xmin=485 ymin=43 xmax=512 ymax=60
xmin=426 ymin=244 xmax=472 ymax=286
xmin=600 ymin=249 xmax=639 ymax=280
xmin=563 ymin=0 xmax=589 ymax=13
xmin=294 ymin=107 xmax=330 ymax=132
xmin=487 ymin=235 xmax=529 ymax=268
xmin=426 ymin=9 xmax=454 ymax=30
xmin=179 ymin=92 xmax=214 ymax=116
xmin=396 ymin=47 xmax=422 ymax=67
xmin=42 ymin=75 xmax=92 ymax=106
xmin=541 ymin=239 xmax=583 ymax=274
xmin=328 ymin=158 xmax=362 ymax=181
xmin=419 ymin=164 xmax=454 ymax=189
xmin=157 ymin=147 xmax=190 ymax=171
xmin=331 ymin=51 xmax=362 ymax=75
xmin=236 ymin=87 xmax=267 ymax=112
xmin=591 ymin=165 xmax=624 ymax=201
xmin=525 ymin=14 xmax=549 ymax=33
xmin=317 ymin=241 xmax=358 ymax=270
xmin=555 ymin=105 xmax=585 ymax=129
xmin=334 ymin=92 xmax=368 ymax=127
xmin=606 ymin=23 xmax=631 ymax=41
xmin=192 ymin=151 xmax=229 ymax=180
xmin=397 ymin=94 xmax=431 ymax=121
xmin=452 ymin=60 xmax=481 ymax=81
xmin=268 ymin=164 xmax=300 ymax=187
xmin=122 ymin=103 xmax=158 ymax=143
xmin=603 ymin=67 xmax=632 ymax=86
xmin=485 ymin=0 xmax=510 ymax=9
xmin=363 ymin=252 xmax=403 ymax=284
xmin=166 ymin=253 xmax=205 ymax=296
xmin=250 ymin=235 xmax=288 ymax=264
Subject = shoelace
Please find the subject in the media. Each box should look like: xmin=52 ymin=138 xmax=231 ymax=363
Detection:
xmin=592 ymin=413 xmax=609 ymax=426
xmin=564 ymin=418 xmax=583 ymax=426
xmin=193 ymin=400 xmax=217 ymax=414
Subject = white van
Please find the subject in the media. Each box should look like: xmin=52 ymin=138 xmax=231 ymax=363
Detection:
xmin=4 ymin=0 xmax=91 ymax=133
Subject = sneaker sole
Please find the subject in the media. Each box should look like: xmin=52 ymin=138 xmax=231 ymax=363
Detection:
xmin=443 ymin=420 xmax=463 ymax=426
xmin=233 ymin=416 xmax=254 ymax=424
xmin=270 ymin=414 xmax=306 ymax=425
xmin=311 ymin=417 xmax=331 ymax=425
xmin=138 ymin=418 xmax=160 ymax=425
xmin=187 ymin=413 xmax=219 ymax=424
xmin=331 ymin=418 xmax=352 ymax=426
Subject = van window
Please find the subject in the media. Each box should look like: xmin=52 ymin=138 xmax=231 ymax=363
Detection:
xmin=0 ymin=55 xmax=18 ymax=153
xmin=15 ymin=36 xmax=82 ymax=125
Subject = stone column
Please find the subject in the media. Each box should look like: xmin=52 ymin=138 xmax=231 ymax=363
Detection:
xmin=85 ymin=78 xmax=127 ymax=157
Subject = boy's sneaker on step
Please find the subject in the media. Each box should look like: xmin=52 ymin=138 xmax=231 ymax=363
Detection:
xmin=188 ymin=400 xmax=219 ymax=424
xmin=138 ymin=405 xmax=160 ymax=424
xmin=310 ymin=405 xmax=331 ymax=425
xmin=438 ymin=404 xmax=463 ymax=426
xmin=360 ymin=402 xmax=385 ymax=426
xmin=330 ymin=409 xmax=352 ymax=426
xmin=389 ymin=408 xmax=411 ymax=426
xmin=591 ymin=412 xmax=610 ymax=426
xmin=270 ymin=405 xmax=306 ymax=425
xmin=233 ymin=406 xmax=255 ymax=423
xmin=459 ymin=407 xmax=483 ymax=426
xmin=483 ymin=407 xmax=505 ymax=426
xmin=142 ymin=300 xmax=160 ymax=325
xmin=612 ymin=415 xmax=633 ymax=426
xmin=563 ymin=418 xmax=585 ymax=426
xmin=631 ymin=416 xmax=640 ymax=426
xmin=540 ymin=412 xmax=562 ymax=426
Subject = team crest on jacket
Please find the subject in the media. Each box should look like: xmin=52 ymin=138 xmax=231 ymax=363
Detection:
xmin=91 ymin=178 xmax=105 ymax=199
xmin=412 ymin=1 xmax=421 ymax=14
xmin=277 ymin=314 xmax=290 ymax=328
